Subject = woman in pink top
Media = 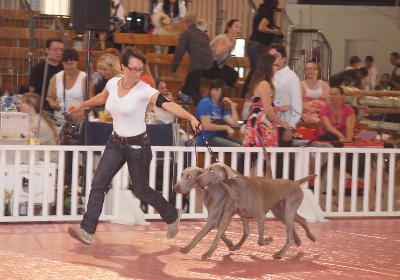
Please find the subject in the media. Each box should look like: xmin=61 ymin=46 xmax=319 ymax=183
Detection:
xmin=301 ymin=61 xmax=330 ymax=123
xmin=317 ymin=86 xmax=355 ymax=142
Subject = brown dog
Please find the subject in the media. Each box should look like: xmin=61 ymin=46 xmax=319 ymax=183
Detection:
xmin=196 ymin=162 xmax=317 ymax=259
xmin=174 ymin=166 xmax=250 ymax=255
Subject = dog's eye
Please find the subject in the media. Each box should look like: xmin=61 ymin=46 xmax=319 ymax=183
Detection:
xmin=188 ymin=175 xmax=191 ymax=179
xmin=210 ymin=170 xmax=213 ymax=173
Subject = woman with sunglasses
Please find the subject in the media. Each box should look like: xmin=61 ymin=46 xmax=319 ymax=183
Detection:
xmin=67 ymin=46 xmax=200 ymax=245
xmin=301 ymin=60 xmax=330 ymax=123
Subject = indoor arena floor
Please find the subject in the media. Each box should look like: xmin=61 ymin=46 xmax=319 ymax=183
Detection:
xmin=0 ymin=218 xmax=399 ymax=280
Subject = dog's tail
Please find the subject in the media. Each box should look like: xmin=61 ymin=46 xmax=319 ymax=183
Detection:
xmin=295 ymin=174 xmax=317 ymax=185
xmin=151 ymin=12 xmax=171 ymax=28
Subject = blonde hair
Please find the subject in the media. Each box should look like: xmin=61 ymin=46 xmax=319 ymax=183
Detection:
xmin=20 ymin=93 xmax=59 ymax=143
xmin=96 ymin=53 xmax=123 ymax=76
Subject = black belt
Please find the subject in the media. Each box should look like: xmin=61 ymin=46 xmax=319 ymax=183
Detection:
xmin=113 ymin=131 xmax=148 ymax=144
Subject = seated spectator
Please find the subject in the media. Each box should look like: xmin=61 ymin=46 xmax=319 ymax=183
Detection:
xmin=18 ymin=93 xmax=59 ymax=161
xmin=301 ymin=61 xmax=330 ymax=123
xmin=91 ymin=53 xmax=123 ymax=117
xmin=140 ymin=65 xmax=155 ymax=88
xmin=317 ymin=86 xmax=355 ymax=142
xmin=148 ymin=79 xmax=176 ymax=124
xmin=329 ymin=67 xmax=368 ymax=89
xmin=345 ymin=55 xmax=362 ymax=70
xmin=203 ymin=19 xmax=242 ymax=87
xmin=195 ymin=79 xmax=241 ymax=147
xmin=375 ymin=73 xmax=394 ymax=90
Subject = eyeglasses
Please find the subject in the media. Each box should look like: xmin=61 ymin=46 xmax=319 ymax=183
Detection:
xmin=126 ymin=65 xmax=145 ymax=74
xmin=49 ymin=48 xmax=64 ymax=53
xmin=305 ymin=67 xmax=317 ymax=71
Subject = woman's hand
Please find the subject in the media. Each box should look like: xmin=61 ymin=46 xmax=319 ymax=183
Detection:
xmin=222 ymin=97 xmax=235 ymax=107
xmin=225 ymin=125 xmax=235 ymax=136
xmin=72 ymin=109 xmax=84 ymax=123
xmin=68 ymin=103 xmax=82 ymax=115
xmin=275 ymin=104 xmax=290 ymax=112
xmin=190 ymin=117 xmax=201 ymax=133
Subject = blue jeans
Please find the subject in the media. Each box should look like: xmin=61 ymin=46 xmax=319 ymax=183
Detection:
xmin=241 ymin=41 xmax=263 ymax=97
xmin=81 ymin=134 xmax=177 ymax=234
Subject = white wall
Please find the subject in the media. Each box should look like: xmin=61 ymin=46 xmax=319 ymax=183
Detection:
xmin=286 ymin=4 xmax=400 ymax=77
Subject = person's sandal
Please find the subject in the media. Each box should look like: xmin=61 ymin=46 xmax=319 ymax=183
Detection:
xmin=166 ymin=208 xmax=182 ymax=238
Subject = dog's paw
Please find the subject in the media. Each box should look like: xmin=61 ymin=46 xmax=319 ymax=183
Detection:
xmin=272 ymin=251 xmax=284 ymax=259
xmin=258 ymin=236 xmax=273 ymax=246
xmin=180 ymin=247 xmax=191 ymax=254
xmin=201 ymin=249 xmax=214 ymax=260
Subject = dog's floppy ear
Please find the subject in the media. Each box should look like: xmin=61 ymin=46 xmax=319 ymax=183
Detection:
xmin=221 ymin=163 xmax=238 ymax=179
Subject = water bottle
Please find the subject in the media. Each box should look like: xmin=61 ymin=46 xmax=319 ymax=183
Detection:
xmin=8 ymin=194 xmax=14 ymax=216
xmin=4 ymin=90 xmax=12 ymax=109
xmin=28 ymin=126 xmax=39 ymax=145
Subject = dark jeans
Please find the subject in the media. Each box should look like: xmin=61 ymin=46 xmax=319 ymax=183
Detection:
xmin=81 ymin=134 xmax=177 ymax=234
xmin=203 ymin=62 xmax=238 ymax=87
xmin=276 ymin=127 xmax=295 ymax=180
xmin=181 ymin=69 xmax=204 ymax=106
xmin=241 ymin=41 xmax=263 ymax=98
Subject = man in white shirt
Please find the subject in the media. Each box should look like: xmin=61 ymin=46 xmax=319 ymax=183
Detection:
xmin=363 ymin=55 xmax=378 ymax=90
xmin=268 ymin=43 xmax=302 ymax=179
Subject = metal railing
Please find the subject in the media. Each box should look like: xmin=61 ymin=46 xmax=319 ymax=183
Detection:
xmin=1 ymin=145 xmax=399 ymax=223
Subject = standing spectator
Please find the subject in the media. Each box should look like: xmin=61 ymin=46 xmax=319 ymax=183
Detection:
xmin=153 ymin=0 xmax=187 ymax=23
xmin=363 ymin=55 xmax=379 ymax=90
xmin=390 ymin=52 xmax=400 ymax=79
xmin=46 ymin=49 xmax=94 ymax=125
xmin=301 ymin=60 xmax=330 ymax=123
xmin=268 ymin=43 xmax=302 ymax=179
xmin=241 ymin=0 xmax=283 ymax=98
xmin=29 ymin=38 xmax=64 ymax=101
xmin=345 ymin=55 xmax=362 ymax=70
xmin=171 ymin=12 xmax=213 ymax=105
xmin=243 ymin=53 xmax=290 ymax=148
xmin=203 ymin=19 xmax=242 ymax=87
xmin=67 ymin=46 xmax=200 ymax=244
xmin=111 ymin=0 xmax=126 ymax=27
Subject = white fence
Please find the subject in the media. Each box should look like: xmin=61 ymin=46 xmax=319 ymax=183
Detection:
xmin=1 ymin=145 xmax=399 ymax=223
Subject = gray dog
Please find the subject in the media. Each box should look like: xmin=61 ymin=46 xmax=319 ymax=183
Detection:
xmin=174 ymin=166 xmax=250 ymax=257
xmin=197 ymin=162 xmax=317 ymax=259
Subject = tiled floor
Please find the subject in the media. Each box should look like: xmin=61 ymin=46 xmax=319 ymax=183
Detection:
xmin=1 ymin=218 xmax=399 ymax=280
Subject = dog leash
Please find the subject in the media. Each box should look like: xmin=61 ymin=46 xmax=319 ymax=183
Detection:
xmin=186 ymin=124 xmax=220 ymax=167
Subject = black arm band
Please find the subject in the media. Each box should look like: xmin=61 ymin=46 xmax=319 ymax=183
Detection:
xmin=156 ymin=94 xmax=172 ymax=110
